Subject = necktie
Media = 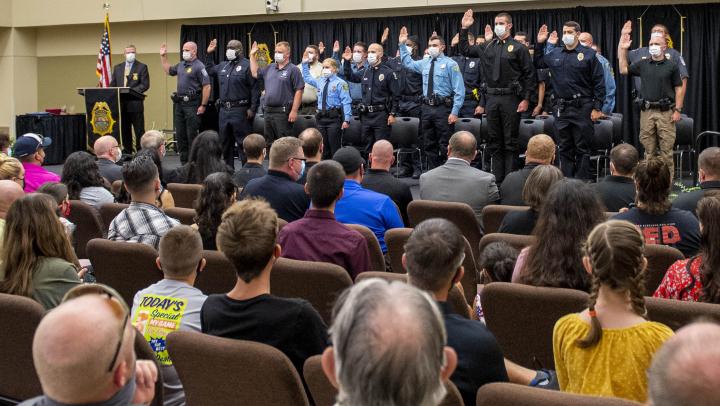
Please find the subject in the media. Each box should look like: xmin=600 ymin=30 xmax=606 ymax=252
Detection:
xmin=492 ymin=41 xmax=502 ymax=82
xmin=322 ymin=79 xmax=330 ymax=112
xmin=123 ymin=65 xmax=130 ymax=87
xmin=427 ymin=58 xmax=436 ymax=98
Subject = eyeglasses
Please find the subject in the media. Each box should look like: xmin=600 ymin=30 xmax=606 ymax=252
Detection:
xmin=289 ymin=157 xmax=306 ymax=163
xmin=62 ymin=284 xmax=130 ymax=372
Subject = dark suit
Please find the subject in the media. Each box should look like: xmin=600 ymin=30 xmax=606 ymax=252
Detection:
xmin=110 ymin=60 xmax=150 ymax=154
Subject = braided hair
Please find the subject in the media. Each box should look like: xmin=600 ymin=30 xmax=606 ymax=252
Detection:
xmin=576 ymin=220 xmax=647 ymax=348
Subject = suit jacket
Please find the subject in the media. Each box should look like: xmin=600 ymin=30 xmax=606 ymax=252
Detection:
xmin=419 ymin=158 xmax=499 ymax=227
xmin=96 ymin=158 xmax=123 ymax=184
xmin=110 ymin=60 xmax=150 ymax=112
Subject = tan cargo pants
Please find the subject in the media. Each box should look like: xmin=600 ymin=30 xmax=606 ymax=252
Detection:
xmin=639 ymin=109 xmax=675 ymax=176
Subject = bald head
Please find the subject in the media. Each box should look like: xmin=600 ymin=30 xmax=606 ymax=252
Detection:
xmin=648 ymin=322 xmax=720 ymax=406
xmin=579 ymin=32 xmax=594 ymax=46
xmin=369 ymin=140 xmax=395 ymax=170
xmin=0 ymin=180 xmax=24 ymax=219
xmin=526 ymin=134 xmax=556 ymax=164
xmin=448 ymin=131 xmax=477 ymax=162
xmin=33 ymin=295 xmax=135 ymax=403
xmin=94 ymin=136 xmax=119 ymax=160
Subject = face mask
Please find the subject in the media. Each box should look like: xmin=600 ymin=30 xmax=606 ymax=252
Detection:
xmin=182 ymin=51 xmax=192 ymax=61
xmin=352 ymin=52 xmax=363 ymax=63
xmin=113 ymin=147 xmax=121 ymax=163
xmin=579 ymin=41 xmax=589 ymax=48
xmin=494 ymin=24 xmax=506 ymax=38
xmin=321 ymin=68 xmax=332 ymax=78
xmin=62 ymin=201 xmax=71 ymax=217
xmin=125 ymin=53 xmax=135 ymax=63
xmin=307 ymin=52 xmax=315 ymax=61
xmin=649 ymin=45 xmax=662 ymax=57
xmin=562 ymin=34 xmax=576 ymax=47
xmin=226 ymin=49 xmax=237 ymax=60
xmin=274 ymin=52 xmax=285 ymax=63
xmin=367 ymin=53 xmax=378 ymax=64
xmin=428 ymin=46 xmax=441 ymax=58
xmin=298 ymin=160 xmax=306 ymax=179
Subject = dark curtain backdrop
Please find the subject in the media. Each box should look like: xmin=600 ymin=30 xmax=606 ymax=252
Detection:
xmin=181 ymin=3 xmax=720 ymax=140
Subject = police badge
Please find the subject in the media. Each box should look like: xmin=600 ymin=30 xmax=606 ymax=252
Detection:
xmin=577 ymin=53 xmax=584 ymax=61
xmin=508 ymin=45 xmax=514 ymax=52
xmin=236 ymin=65 xmax=242 ymax=72
xmin=469 ymin=61 xmax=476 ymax=68
xmin=185 ymin=67 xmax=192 ymax=73
xmin=90 ymin=101 xmax=116 ymax=136
xmin=132 ymin=73 xmax=138 ymax=81
xmin=379 ymin=74 xmax=385 ymax=81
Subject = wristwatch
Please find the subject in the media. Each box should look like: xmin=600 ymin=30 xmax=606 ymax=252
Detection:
xmin=673 ymin=107 xmax=682 ymax=113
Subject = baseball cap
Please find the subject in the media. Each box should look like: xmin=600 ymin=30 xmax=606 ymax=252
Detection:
xmin=332 ymin=147 xmax=365 ymax=175
xmin=13 ymin=133 xmax=52 ymax=158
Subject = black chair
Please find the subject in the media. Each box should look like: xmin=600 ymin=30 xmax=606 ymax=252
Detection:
xmin=389 ymin=116 xmax=421 ymax=175
xmin=479 ymin=113 xmax=488 ymax=142
xmin=455 ymin=117 xmax=485 ymax=163
xmin=535 ymin=114 xmax=555 ymax=140
xmin=609 ymin=113 xmax=623 ymax=144
xmin=590 ymin=119 xmax=614 ymax=181
xmin=252 ymin=114 xmax=265 ymax=136
xmin=518 ymin=119 xmax=544 ymax=151
xmin=292 ymin=114 xmax=318 ymax=137
xmin=674 ymin=114 xmax=695 ymax=180
xmin=341 ymin=116 xmax=363 ymax=148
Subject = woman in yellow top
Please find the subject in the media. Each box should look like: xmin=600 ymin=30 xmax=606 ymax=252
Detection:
xmin=553 ymin=220 xmax=674 ymax=402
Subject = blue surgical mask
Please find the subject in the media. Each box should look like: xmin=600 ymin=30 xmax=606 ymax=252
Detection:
xmin=299 ymin=160 xmax=306 ymax=179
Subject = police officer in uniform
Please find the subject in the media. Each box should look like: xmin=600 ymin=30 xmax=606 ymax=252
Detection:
xmin=160 ymin=41 xmax=211 ymax=164
xmin=334 ymin=40 xmax=369 ymax=113
xmin=205 ymin=39 xmax=256 ymax=167
xmin=301 ymin=58 xmax=352 ymax=158
xmin=450 ymin=32 xmax=483 ymax=118
xmin=458 ymin=10 xmax=536 ymax=183
xmin=536 ymin=21 xmax=605 ymax=180
xmin=342 ymin=43 xmax=399 ymax=156
xmin=110 ymin=45 xmax=149 ymax=154
xmin=399 ymin=28 xmax=465 ymax=169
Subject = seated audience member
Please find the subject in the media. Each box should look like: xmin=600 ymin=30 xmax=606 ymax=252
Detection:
xmin=515 ymin=180 xmax=606 ymax=292
xmin=500 ymin=134 xmax=555 ymax=206
xmin=13 ymin=133 xmax=60 ymax=193
xmin=278 ymin=161 xmax=371 ymax=279
xmin=131 ymin=226 xmax=207 ymax=406
xmin=117 ymin=149 xmax=175 ymax=208
xmin=499 ymin=164 xmax=563 ymax=235
xmin=647 ymin=322 xmax=720 ymax=406
xmin=654 ymin=196 xmax=720 ymax=303
xmin=93 ymin=135 xmax=123 ymax=183
xmin=594 ymin=143 xmax=638 ymax=212
xmin=108 ymin=154 xmax=179 ymax=249
xmin=0 ymin=180 xmax=25 ymax=246
xmin=361 ymin=140 xmax=414 ymax=225
xmin=140 ymin=130 xmax=174 ymax=180
xmin=193 ymin=172 xmax=237 ymax=250
xmin=232 ymin=133 xmax=267 ymax=188
xmin=333 ymin=147 xmax=403 ymax=253
xmin=0 ymin=193 xmax=82 ymax=309
xmin=169 ymin=130 xmax=233 ymax=184
xmin=36 ymin=182 xmax=76 ymax=238
xmin=474 ymin=241 xmax=519 ymax=321
xmin=297 ymin=128 xmax=323 ymax=185
xmin=240 ymin=137 xmax=310 ymax=222
xmin=20 ymin=286 xmax=158 ymax=406
xmin=420 ymin=131 xmax=499 ymax=227
xmin=403 ymin=219 xmax=508 ymax=405
xmin=553 ymin=220 xmax=673 ymax=402
xmin=0 ymin=131 xmax=9 ymax=155
xmin=61 ymin=151 xmax=114 ymax=209
xmin=673 ymin=147 xmax=720 ymax=216
xmin=201 ymin=199 xmax=328 ymax=376
xmin=321 ymin=279 xmax=458 ymax=406
xmin=0 ymin=154 xmax=25 ymax=188
xmin=613 ymin=157 xmax=700 ymax=257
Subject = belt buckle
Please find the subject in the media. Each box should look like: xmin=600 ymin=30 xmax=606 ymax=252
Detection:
xmin=368 ymin=106 xmax=375 ymax=113
xmin=225 ymin=102 xmax=232 ymax=109
xmin=182 ymin=96 xmax=189 ymax=102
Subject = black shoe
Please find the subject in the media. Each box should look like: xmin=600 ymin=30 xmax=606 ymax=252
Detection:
xmin=412 ymin=168 xmax=422 ymax=179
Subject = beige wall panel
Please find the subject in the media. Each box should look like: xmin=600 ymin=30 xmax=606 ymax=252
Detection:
xmin=0 ymin=0 xmax=10 ymax=27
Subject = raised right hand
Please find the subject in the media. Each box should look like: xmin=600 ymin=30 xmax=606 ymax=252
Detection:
xmin=159 ymin=43 xmax=167 ymax=56
xmin=461 ymin=9 xmax=475 ymax=29
xmin=621 ymin=20 xmax=633 ymax=36
xmin=619 ymin=33 xmax=632 ymax=50
xmin=333 ymin=40 xmax=340 ymax=53
xmin=207 ymin=39 xmax=217 ymax=54
xmin=250 ymin=41 xmax=258 ymax=56
xmin=342 ymin=46 xmax=352 ymax=61
xmin=548 ymin=31 xmax=558 ymax=45
xmin=537 ymin=25 xmax=549 ymax=44
xmin=399 ymin=26 xmax=409 ymax=44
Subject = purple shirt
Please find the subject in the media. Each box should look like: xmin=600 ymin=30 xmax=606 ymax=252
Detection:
xmin=278 ymin=209 xmax=371 ymax=280
xmin=22 ymin=162 xmax=60 ymax=193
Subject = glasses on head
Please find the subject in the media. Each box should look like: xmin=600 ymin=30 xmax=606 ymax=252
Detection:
xmin=62 ymin=284 xmax=130 ymax=372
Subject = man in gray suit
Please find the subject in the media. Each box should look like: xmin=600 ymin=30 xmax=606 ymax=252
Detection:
xmin=419 ymin=131 xmax=499 ymax=227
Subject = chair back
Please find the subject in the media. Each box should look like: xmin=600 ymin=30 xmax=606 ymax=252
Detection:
xmin=86 ymin=238 xmax=162 ymax=305
xmin=341 ymin=117 xmax=363 ymax=148
xmin=646 ymin=297 xmax=720 ymax=331
xmin=643 ymin=244 xmax=684 ymax=296
xmin=480 ymin=282 xmax=588 ymax=369
xmin=535 ymin=114 xmax=556 ymax=140
xmin=67 ymin=200 xmax=105 ymax=258
xmin=252 ymin=114 xmax=265 ymax=136
xmin=591 ymin=119 xmax=614 ymax=151
xmin=476 ymin=382 xmax=642 ymax=406
xmin=408 ymin=200 xmax=483 ymax=260
xmin=389 ymin=117 xmax=420 ymax=148
xmin=303 ymin=355 xmax=337 ymax=406
xmin=166 ymin=183 xmax=202 ymax=209
xmin=385 ymin=228 xmax=413 ymax=273
xmin=133 ymin=332 xmax=164 ymax=406
xmin=271 ymin=258 xmax=353 ymax=324
xmin=99 ymin=202 xmax=129 ymax=231
xmin=607 ymin=114 xmax=623 ymax=144
xmin=675 ymin=114 xmax=694 ymax=146
xmin=481 ymin=204 xmax=529 ymax=235
xmin=163 ymin=207 xmax=196 ymax=226
xmin=196 ymin=250 xmax=239 ymax=295
xmin=0 ymin=293 xmax=44 ymax=401
xmin=346 ymin=223 xmax=386 ymax=273
xmin=439 ymin=381 xmax=464 ymax=406
xmin=167 ymin=331 xmax=310 ymax=406
xmin=111 ymin=179 xmax=123 ymax=195
xmin=519 ymin=119 xmax=545 ymax=151
xmin=292 ymin=115 xmax=318 ymax=137
xmin=478 ymin=233 xmax=535 ymax=258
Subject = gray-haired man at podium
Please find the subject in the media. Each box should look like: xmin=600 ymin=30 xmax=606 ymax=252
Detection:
xmin=110 ymin=45 xmax=149 ymax=154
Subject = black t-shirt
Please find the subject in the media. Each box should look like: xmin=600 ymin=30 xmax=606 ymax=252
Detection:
xmin=200 ymin=293 xmax=329 ymax=375
xmin=671 ymin=180 xmax=720 ymax=216
xmin=613 ymin=207 xmax=701 ymax=257
xmin=594 ymin=175 xmax=636 ymax=212
xmin=628 ymin=58 xmax=682 ymax=102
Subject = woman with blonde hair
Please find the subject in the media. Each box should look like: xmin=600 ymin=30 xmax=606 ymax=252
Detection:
xmin=0 ymin=154 xmax=25 ymax=189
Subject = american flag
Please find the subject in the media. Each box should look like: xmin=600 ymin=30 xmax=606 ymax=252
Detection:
xmin=96 ymin=13 xmax=112 ymax=87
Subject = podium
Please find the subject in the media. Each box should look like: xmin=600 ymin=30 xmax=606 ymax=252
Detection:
xmin=77 ymin=87 xmax=145 ymax=150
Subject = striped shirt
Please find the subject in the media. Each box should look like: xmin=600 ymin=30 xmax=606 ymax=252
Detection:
xmin=107 ymin=202 xmax=179 ymax=250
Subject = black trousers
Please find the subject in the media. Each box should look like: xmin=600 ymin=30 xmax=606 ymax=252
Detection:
xmin=218 ymin=105 xmax=250 ymax=167
xmin=421 ymin=104 xmax=453 ymax=169
xmin=173 ymin=100 xmax=201 ymax=164
xmin=317 ymin=115 xmax=343 ymax=159
xmin=360 ymin=111 xmax=390 ymax=155
xmin=486 ymin=94 xmax=521 ymax=183
xmin=459 ymin=99 xmax=478 ymax=118
xmin=264 ymin=111 xmax=293 ymax=143
xmin=554 ymin=102 xmax=594 ymax=180
xmin=120 ymin=108 xmax=145 ymax=154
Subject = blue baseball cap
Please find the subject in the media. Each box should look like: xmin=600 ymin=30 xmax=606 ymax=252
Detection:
xmin=13 ymin=133 xmax=52 ymax=157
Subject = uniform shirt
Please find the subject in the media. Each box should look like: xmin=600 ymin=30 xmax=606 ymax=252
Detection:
xmin=458 ymin=29 xmax=536 ymax=101
xmin=301 ymin=64 xmax=353 ymax=122
xmin=107 ymin=202 xmax=180 ymax=250
xmin=629 ymin=47 xmax=688 ymax=92
xmin=343 ymin=61 xmax=399 ymax=115
xmin=612 ymin=207 xmax=701 ymax=258
xmin=258 ymin=62 xmax=305 ymax=108
xmin=654 ymin=257 xmax=704 ymax=302
xmin=299 ymin=61 xmax=322 ymax=104
xmin=240 ymin=170 xmax=310 ymax=222
xmin=628 ymin=57 xmax=682 ymax=102
xmin=333 ymin=53 xmax=368 ymax=102
xmin=539 ymin=44 xmax=606 ymax=111
xmin=22 ymin=162 xmax=60 ymax=193
xmin=672 ymin=180 xmax=720 ymax=216
xmin=386 ymin=55 xmax=423 ymax=113
xmin=399 ymin=44 xmax=465 ymax=116
xmin=168 ymin=58 xmax=210 ymax=96
xmin=206 ymin=57 xmax=255 ymax=103
xmin=451 ymin=55 xmax=483 ymax=96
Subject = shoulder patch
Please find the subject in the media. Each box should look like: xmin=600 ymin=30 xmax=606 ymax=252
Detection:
xmin=452 ymin=65 xmax=460 ymax=72
xmin=342 ymin=83 xmax=349 ymax=91
xmin=201 ymin=69 xmax=208 ymax=77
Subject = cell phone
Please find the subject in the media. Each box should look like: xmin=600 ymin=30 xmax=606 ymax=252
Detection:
xmin=82 ymin=264 xmax=97 ymax=284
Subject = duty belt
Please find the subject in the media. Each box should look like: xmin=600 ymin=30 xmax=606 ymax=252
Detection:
xmin=218 ymin=99 xmax=250 ymax=109
xmin=485 ymin=87 xmax=514 ymax=96
xmin=316 ymin=108 xmax=342 ymax=118
xmin=554 ymin=94 xmax=589 ymax=117
xmin=638 ymin=98 xmax=674 ymax=112
xmin=171 ymin=92 xmax=200 ymax=103
xmin=423 ymin=95 xmax=452 ymax=107
xmin=358 ymin=104 xmax=386 ymax=113
xmin=265 ymin=105 xmax=289 ymax=113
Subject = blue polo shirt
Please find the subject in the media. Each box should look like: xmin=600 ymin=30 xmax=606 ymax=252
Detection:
xmin=334 ymin=180 xmax=403 ymax=253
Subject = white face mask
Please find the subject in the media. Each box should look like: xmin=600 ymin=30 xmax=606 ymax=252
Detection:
xmin=579 ymin=41 xmax=589 ymax=48
xmin=307 ymin=52 xmax=315 ymax=61
xmin=427 ymin=46 xmax=441 ymax=58
xmin=352 ymin=52 xmax=363 ymax=63
xmin=125 ymin=52 xmax=136 ymax=63
xmin=423 ymin=53 xmax=431 ymax=59
xmin=367 ymin=53 xmax=378 ymax=64
xmin=321 ymin=68 xmax=332 ymax=78
xmin=274 ymin=52 xmax=285 ymax=63
xmin=649 ymin=45 xmax=663 ymax=57
xmin=182 ymin=51 xmax=192 ymax=61
xmin=562 ymin=34 xmax=576 ymax=47
xmin=494 ymin=24 xmax=506 ymax=38
xmin=226 ymin=49 xmax=237 ymax=60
